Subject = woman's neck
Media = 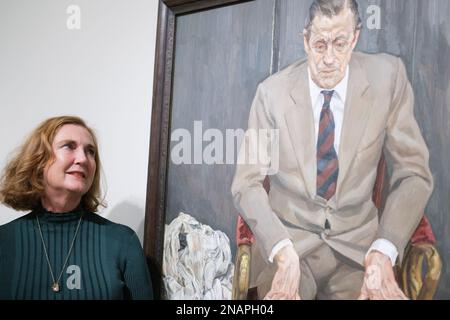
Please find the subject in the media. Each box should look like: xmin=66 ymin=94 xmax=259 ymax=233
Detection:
xmin=41 ymin=195 xmax=81 ymax=213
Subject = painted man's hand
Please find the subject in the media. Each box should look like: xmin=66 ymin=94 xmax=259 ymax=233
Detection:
xmin=358 ymin=251 xmax=408 ymax=300
xmin=264 ymin=245 xmax=301 ymax=300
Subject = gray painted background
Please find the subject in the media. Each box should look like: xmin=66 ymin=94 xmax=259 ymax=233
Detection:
xmin=166 ymin=0 xmax=450 ymax=299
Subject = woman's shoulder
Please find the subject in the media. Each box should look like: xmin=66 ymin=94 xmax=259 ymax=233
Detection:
xmin=0 ymin=213 xmax=35 ymax=244
xmin=84 ymin=212 xmax=137 ymax=238
xmin=0 ymin=212 xmax=35 ymax=230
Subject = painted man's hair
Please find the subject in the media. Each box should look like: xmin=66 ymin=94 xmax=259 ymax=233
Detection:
xmin=304 ymin=0 xmax=362 ymax=39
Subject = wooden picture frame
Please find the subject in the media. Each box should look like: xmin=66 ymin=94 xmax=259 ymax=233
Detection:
xmin=143 ymin=0 xmax=250 ymax=298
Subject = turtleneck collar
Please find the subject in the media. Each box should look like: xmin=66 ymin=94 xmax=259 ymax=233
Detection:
xmin=34 ymin=203 xmax=85 ymax=223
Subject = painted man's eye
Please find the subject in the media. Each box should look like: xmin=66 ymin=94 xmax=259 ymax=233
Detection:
xmin=314 ymin=42 xmax=326 ymax=52
xmin=334 ymin=40 xmax=348 ymax=51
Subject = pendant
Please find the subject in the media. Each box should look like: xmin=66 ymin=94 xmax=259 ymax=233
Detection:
xmin=52 ymin=282 xmax=60 ymax=292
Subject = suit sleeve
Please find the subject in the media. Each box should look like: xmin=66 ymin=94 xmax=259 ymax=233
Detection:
xmin=377 ymin=57 xmax=434 ymax=262
xmin=231 ymin=83 xmax=292 ymax=262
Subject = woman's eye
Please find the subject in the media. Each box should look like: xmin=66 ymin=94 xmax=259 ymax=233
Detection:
xmin=63 ymin=143 xmax=75 ymax=150
xmin=85 ymin=146 xmax=96 ymax=156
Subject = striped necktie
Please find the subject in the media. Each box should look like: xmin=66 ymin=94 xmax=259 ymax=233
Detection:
xmin=316 ymin=90 xmax=339 ymax=200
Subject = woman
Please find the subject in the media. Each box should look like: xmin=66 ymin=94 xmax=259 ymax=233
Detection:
xmin=0 ymin=116 xmax=153 ymax=299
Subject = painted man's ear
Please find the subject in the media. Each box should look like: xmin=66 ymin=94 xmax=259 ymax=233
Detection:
xmin=302 ymin=29 xmax=310 ymax=39
xmin=302 ymin=29 xmax=310 ymax=51
xmin=351 ymin=29 xmax=361 ymax=50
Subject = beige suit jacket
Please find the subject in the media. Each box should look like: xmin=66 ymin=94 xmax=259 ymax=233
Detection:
xmin=231 ymin=52 xmax=434 ymax=283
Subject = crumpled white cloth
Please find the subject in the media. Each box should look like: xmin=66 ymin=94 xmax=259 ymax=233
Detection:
xmin=163 ymin=212 xmax=234 ymax=300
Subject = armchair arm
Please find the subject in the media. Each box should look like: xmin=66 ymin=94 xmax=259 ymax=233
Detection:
xmin=400 ymin=242 xmax=442 ymax=300
xmin=232 ymin=243 xmax=251 ymax=300
xmin=398 ymin=214 xmax=442 ymax=300
xmin=232 ymin=216 xmax=254 ymax=300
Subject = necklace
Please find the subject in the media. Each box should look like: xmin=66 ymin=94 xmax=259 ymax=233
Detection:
xmin=36 ymin=213 xmax=83 ymax=293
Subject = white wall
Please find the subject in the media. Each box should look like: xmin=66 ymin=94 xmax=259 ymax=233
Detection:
xmin=0 ymin=0 xmax=159 ymax=243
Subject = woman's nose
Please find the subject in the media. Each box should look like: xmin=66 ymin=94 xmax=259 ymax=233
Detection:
xmin=74 ymin=148 xmax=88 ymax=164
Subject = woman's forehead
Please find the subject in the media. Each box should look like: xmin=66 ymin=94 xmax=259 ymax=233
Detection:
xmin=53 ymin=124 xmax=95 ymax=145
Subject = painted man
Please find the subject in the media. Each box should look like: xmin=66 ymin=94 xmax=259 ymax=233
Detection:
xmin=232 ymin=0 xmax=433 ymax=300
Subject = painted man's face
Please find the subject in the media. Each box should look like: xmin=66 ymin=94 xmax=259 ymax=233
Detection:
xmin=304 ymin=8 xmax=360 ymax=89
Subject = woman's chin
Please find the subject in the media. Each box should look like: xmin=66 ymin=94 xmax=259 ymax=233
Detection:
xmin=63 ymin=185 xmax=89 ymax=197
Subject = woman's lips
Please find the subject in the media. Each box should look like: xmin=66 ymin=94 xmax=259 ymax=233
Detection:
xmin=66 ymin=171 xmax=86 ymax=179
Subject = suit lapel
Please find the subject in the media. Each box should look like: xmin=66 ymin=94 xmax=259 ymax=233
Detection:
xmin=336 ymin=56 xmax=374 ymax=198
xmin=285 ymin=64 xmax=317 ymax=198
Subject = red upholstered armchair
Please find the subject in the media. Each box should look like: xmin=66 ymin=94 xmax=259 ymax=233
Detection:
xmin=232 ymin=154 xmax=442 ymax=300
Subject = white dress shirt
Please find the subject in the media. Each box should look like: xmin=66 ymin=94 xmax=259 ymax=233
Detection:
xmin=268 ymin=67 xmax=399 ymax=267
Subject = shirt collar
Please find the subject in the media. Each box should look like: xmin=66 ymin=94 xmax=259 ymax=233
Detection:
xmin=308 ymin=65 xmax=349 ymax=104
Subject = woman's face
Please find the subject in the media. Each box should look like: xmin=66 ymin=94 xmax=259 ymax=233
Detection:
xmin=43 ymin=124 xmax=97 ymax=201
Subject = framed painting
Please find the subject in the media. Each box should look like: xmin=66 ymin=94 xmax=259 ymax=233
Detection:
xmin=144 ymin=0 xmax=449 ymax=300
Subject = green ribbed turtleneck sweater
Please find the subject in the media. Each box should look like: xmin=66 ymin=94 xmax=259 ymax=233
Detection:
xmin=0 ymin=206 xmax=153 ymax=300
